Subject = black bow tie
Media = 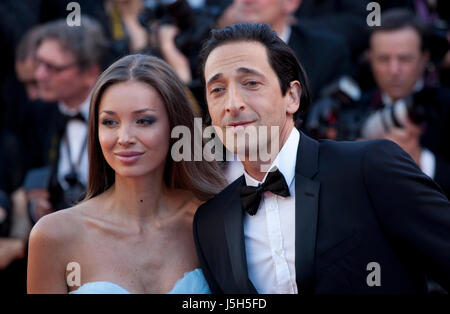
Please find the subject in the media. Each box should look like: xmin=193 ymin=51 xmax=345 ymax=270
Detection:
xmin=64 ymin=112 xmax=85 ymax=123
xmin=56 ymin=111 xmax=86 ymax=134
xmin=239 ymin=169 xmax=291 ymax=216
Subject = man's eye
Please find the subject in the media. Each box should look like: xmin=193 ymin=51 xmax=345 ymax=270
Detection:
xmin=244 ymin=81 xmax=260 ymax=87
xmin=101 ymin=118 xmax=117 ymax=126
xmin=210 ymin=87 xmax=225 ymax=94
xmin=399 ymin=56 xmax=414 ymax=63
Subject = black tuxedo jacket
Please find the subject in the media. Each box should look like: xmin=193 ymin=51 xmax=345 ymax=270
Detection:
xmin=435 ymin=156 xmax=450 ymax=200
xmin=193 ymin=131 xmax=450 ymax=294
xmin=24 ymin=101 xmax=81 ymax=211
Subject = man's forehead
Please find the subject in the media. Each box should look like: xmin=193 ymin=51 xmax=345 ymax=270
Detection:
xmin=204 ymin=41 xmax=270 ymax=81
xmin=370 ymin=28 xmax=421 ymax=50
xmin=37 ymin=38 xmax=74 ymax=58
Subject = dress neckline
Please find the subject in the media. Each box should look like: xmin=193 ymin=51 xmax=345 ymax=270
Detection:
xmin=69 ymin=268 xmax=203 ymax=294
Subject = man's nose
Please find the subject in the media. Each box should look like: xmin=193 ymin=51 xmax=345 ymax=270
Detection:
xmin=388 ymin=59 xmax=401 ymax=75
xmin=35 ymin=62 xmax=48 ymax=81
xmin=225 ymin=85 xmax=245 ymax=115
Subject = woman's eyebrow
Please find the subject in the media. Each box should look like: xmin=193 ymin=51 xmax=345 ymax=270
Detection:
xmin=132 ymin=108 xmax=154 ymax=114
xmin=99 ymin=108 xmax=155 ymax=115
xmin=99 ymin=110 xmax=116 ymax=115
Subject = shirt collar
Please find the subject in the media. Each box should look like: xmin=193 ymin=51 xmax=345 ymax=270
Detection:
xmin=279 ymin=25 xmax=292 ymax=44
xmin=58 ymin=91 xmax=91 ymax=121
xmin=244 ymin=127 xmax=300 ymax=187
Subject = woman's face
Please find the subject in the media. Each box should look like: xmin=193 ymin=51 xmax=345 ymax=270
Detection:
xmin=98 ymin=80 xmax=170 ymax=179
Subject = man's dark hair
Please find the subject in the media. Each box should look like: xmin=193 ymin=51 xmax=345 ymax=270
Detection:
xmin=371 ymin=9 xmax=428 ymax=51
xmin=198 ymin=23 xmax=311 ymax=123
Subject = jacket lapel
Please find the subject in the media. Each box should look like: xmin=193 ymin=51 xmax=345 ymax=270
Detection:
xmin=295 ymin=131 xmax=320 ymax=294
xmin=223 ymin=176 xmax=257 ymax=293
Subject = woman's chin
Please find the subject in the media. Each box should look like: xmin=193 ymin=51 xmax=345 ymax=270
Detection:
xmin=113 ymin=166 xmax=162 ymax=180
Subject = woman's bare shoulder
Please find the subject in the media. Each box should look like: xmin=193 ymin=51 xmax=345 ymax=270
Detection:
xmin=28 ymin=199 xmax=98 ymax=247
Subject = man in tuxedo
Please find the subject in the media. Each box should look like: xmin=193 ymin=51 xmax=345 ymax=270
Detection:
xmin=193 ymin=23 xmax=450 ymax=294
xmin=23 ymin=17 xmax=108 ymax=222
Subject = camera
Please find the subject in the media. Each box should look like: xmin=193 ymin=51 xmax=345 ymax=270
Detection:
xmin=361 ymin=87 xmax=440 ymax=138
xmin=304 ymin=76 xmax=365 ymax=141
xmin=140 ymin=0 xmax=219 ymax=57
xmin=24 ymin=167 xmax=86 ymax=222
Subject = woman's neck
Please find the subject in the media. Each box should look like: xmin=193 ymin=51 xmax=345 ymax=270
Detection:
xmin=104 ymin=169 xmax=176 ymax=228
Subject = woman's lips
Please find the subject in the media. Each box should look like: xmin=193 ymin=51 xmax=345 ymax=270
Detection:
xmin=114 ymin=152 xmax=144 ymax=164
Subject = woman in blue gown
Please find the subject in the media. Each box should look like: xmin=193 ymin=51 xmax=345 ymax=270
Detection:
xmin=27 ymin=54 xmax=226 ymax=294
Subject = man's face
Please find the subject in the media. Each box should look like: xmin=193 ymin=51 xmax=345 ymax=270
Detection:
xmin=204 ymin=41 xmax=299 ymax=158
xmin=369 ymin=27 xmax=428 ymax=101
xmin=232 ymin=0 xmax=289 ymax=27
xmin=15 ymin=56 xmax=39 ymax=101
xmin=34 ymin=39 xmax=90 ymax=103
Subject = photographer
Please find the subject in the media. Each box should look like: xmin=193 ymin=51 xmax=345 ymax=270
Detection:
xmin=361 ymin=9 xmax=450 ymax=164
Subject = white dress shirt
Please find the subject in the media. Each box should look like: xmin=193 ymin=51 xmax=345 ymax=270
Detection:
xmin=279 ymin=25 xmax=292 ymax=44
xmin=243 ymin=127 xmax=300 ymax=294
xmin=57 ymin=96 xmax=90 ymax=190
xmin=420 ymin=148 xmax=436 ymax=179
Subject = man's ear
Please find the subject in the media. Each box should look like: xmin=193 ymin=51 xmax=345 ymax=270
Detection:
xmin=286 ymin=80 xmax=301 ymax=115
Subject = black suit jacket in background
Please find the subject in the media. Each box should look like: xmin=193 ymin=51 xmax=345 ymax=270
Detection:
xmin=22 ymin=101 xmax=77 ymax=212
xmin=193 ymin=131 xmax=450 ymax=294
xmin=294 ymin=0 xmax=371 ymax=56
xmin=287 ymin=23 xmax=353 ymax=100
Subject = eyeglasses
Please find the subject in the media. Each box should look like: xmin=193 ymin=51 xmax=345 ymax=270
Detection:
xmin=20 ymin=78 xmax=38 ymax=87
xmin=36 ymin=57 xmax=78 ymax=74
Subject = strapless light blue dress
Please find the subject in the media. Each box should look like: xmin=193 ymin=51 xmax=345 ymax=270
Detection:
xmin=69 ymin=268 xmax=210 ymax=294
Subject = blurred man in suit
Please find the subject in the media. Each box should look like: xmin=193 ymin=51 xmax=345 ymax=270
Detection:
xmin=24 ymin=17 xmax=108 ymax=222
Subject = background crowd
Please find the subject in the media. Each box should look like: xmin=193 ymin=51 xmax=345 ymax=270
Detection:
xmin=0 ymin=0 xmax=449 ymax=294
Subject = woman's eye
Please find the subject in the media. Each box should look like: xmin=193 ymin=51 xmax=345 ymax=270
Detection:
xmin=101 ymin=118 xmax=117 ymax=126
xmin=137 ymin=117 xmax=155 ymax=125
